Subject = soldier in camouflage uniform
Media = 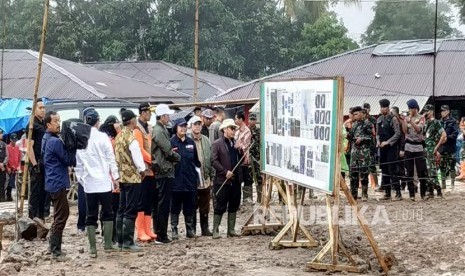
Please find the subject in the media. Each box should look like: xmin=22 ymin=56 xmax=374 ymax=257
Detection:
xmin=439 ymin=105 xmax=459 ymax=189
xmin=248 ymin=113 xmax=262 ymax=203
xmin=421 ymin=104 xmax=446 ymax=198
xmin=363 ymin=103 xmax=379 ymax=189
xmin=347 ymin=106 xmax=374 ymax=201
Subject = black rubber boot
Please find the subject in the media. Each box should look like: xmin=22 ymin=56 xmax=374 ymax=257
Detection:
xmin=200 ymin=213 xmax=212 ymax=236
xmin=115 ymin=217 xmax=123 ymax=249
xmin=170 ymin=213 xmax=179 ymax=240
xmin=122 ymin=219 xmax=142 ymax=252
xmin=185 ymin=215 xmax=196 ymax=239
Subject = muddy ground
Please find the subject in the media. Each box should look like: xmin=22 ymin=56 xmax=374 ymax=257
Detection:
xmin=1 ymin=182 xmax=465 ymax=276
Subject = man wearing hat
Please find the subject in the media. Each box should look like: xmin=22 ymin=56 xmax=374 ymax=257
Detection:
xmin=376 ymin=99 xmax=401 ymax=200
xmin=422 ymin=104 xmax=446 ymax=198
xmin=6 ymin=133 xmax=20 ymax=201
xmin=170 ymin=118 xmax=201 ymax=239
xmin=211 ymin=118 xmax=243 ymax=239
xmin=201 ymin=109 xmax=214 ymax=137
xmin=403 ymin=99 xmax=428 ymax=200
xmin=114 ymin=110 xmax=146 ymax=251
xmin=439 ymin=105 xmax=459 ymax=189
xmin=152 ymin=104 xmax=180 ymax=244
xmin=75 ymin=108 xmax=120 ymax=257
xmin=133 ymin=103 xmax=157 ymax=242
xmin=188 ymin=116 xmax=214 ymax=236
xmin=347 ymin=106 xmax=374 ymax=201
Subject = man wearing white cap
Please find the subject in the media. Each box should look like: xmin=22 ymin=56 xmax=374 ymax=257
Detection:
xmin=152 ymin=104 xmax=181 ymax=244
xmin=188 ymin=116 xmax=214 ymax=236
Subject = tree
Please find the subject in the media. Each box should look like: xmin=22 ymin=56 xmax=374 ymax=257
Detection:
xmin=362 ymin=1 xmax=457 ymax=45
xmin=291 ymin=12 xmax=358 ymax=66
xmin=450 ymin=0 xmax=465 ymax=24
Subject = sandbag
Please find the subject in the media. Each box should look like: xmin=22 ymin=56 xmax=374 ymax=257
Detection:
xmin=61 ymin=119 xmax=91 ymax=150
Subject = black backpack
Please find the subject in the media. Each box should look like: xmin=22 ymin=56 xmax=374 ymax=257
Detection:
xmin=61 ymin=119 xmax=92 ymax=150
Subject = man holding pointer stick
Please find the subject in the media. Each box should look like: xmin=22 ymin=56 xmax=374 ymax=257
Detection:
xmin=211 ymin=119 xmax=243 ymax=239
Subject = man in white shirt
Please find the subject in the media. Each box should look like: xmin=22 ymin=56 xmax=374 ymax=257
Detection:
xmin=75 ymin=108 xmax=120 ymax=257
xmin=114 ymin=110 xmax=146 ymax=251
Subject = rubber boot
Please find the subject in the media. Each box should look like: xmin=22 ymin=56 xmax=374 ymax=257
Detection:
xmin=115 ymin=217 xmax=123 ymax=249
xmin=455 ymin=162 xmax=465 ymax=180
xmin=212 ymin=214 xmax=222 ymax=239
xmin=427 ymin=184 xmax=435 ymax=199
xmin=435 ymin=185 xmax=443 ymax=198
xmin=135 ymin=212 xmax=151 ymax=242
xmin=50 ymin=231 xmax=70 ymax=262
xmin=87 ymin=226 xmax=97 ymax=258
xmin=170 ymin=213 xmax=179 ymax=240
xmin=122 ymin=219 xmax=142 ymax=252
xmin=394 ymin=189 xmax=402 ymax=201
xmin=103 ymin=221 xmax=119 ymax=252
xmin=242 ymin=186 xmax=253 ymax=204
xmin=192 ymin=212 xmax=197 ymax=235
xmin=185 ymin=215 xmax=196 ymax=239
xmin=227 ymin=212 xmax=239 ymax=237
xmin=200 ymin=213 xmax=212 ymax=236
xmin=361 ymin=187 xmax=368 ymax=202
xmin=441 ymin=179 xmax=446 ymax=190
xmin=144 ymin=215 xmax=157 ymax=240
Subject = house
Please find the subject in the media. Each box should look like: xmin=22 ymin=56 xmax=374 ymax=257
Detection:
xmin=86 ymin=60 xmax=244 ymax=102
xmin=0 ymin=50 xmax=190 ymax=103
xmin=214 ymin=39 xmax=465 ymax=119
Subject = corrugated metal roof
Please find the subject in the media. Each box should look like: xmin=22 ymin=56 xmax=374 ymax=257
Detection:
xmin=86 ymin=61 xmax=244 ymax=102
xmin=0 ymin=50 xmax=190 ymax=102
xmin=217 ymin=39 xmax=465 ymax=103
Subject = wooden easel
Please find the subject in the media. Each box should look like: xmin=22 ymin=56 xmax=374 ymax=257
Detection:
xmin=306 ymin=177 xmax=389 ymax=274
xmin=268 ymin=180 xmax=318 ymax=249
xmin=242 ymin=175 xmax=286 ymax=235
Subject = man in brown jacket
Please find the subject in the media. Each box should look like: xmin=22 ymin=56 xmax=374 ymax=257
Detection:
xmin=211 ymin=119 xmax=243 ymax=239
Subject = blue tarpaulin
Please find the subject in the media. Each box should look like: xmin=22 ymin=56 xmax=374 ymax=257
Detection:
xmin=0 ymin=99 xmax=33 ymax=135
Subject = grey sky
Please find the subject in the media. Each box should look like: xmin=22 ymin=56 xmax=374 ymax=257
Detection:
xmin=330 ymin=1 xmax=465 ymax=44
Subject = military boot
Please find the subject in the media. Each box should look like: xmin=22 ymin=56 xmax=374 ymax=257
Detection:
xmin=185 ymin=215 xmax=196 ymax=239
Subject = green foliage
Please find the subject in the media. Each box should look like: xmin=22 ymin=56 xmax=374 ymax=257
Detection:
xmin=1 ymin=0 xmax=359 ymax=80
xmin=362 ymin=1 xmax=457 ymax=45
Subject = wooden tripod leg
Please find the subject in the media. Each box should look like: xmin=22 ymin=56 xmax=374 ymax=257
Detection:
xmin=340 ymin=178 xmax=389 ymax=274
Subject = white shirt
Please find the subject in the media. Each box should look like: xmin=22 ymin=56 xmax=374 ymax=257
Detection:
xmin=129 ymin=139 xmax=145 ymax=173
xmin=75 ymin=127 xmax=120 ymax=193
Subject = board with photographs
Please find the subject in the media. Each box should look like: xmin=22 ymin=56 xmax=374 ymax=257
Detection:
xmin=260 ymin=78 xmax=343 ymax=194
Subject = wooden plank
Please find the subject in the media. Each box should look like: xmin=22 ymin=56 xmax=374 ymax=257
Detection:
xmin=311 ymin=241 xmax=332 ymax=263
xmin=242 ymin=223 xmax=284 ymax=231
xmin=271 ymin=241 xmax=317 ymax=248
xmin=299 ymin=224 xmax=318 ymax=244
xmin=271 ymin=220 xmax=292 ymax=243
xmin=340 ymin=178 xmax=389 ymax=274
xmin=339 ymin=239 xmax=357 ymax=266
xmin=306 ymin=263 xmax=361 ymax=273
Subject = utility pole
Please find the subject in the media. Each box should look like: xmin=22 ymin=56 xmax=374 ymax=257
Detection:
xmin=1 ymin=0 xmax=7 ymax=99
xmin=432 ymin=0 xmax=438 ymax=106
xmin=193 ymin=0 xmax=199 ymax=103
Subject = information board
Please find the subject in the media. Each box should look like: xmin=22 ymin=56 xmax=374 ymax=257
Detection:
xmin=260 ymin=78 xmax=342 ymax=193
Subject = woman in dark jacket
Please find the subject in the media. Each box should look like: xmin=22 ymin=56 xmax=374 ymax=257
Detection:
xmin=170 ymin=118 xmax=201 ymax=239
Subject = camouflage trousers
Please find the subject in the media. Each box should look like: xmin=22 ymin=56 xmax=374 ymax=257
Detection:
xmin=440 ymin=152 xmax=456 ymax=180
xmin=349 ymin=155 xmax=370 ymax=200
xmin=425 ymin=150 xmax=440 ymax=190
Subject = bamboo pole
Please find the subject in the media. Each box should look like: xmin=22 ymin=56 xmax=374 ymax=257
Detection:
xmin=19 ymin=0 xmax=50 ymax=216
xmin=193 ymin=0 xmax=199 ymax=103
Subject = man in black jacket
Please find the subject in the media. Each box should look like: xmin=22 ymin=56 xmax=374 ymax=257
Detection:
xmin=439 ymin=105 xmax=459 ymax=189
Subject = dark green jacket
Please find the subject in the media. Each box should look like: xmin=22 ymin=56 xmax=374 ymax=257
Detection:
xmin=152 ymin=121 xmax=180 ymax=179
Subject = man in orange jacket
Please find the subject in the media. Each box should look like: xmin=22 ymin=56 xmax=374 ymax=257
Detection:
xmin=133 ymin=103 xmax=157 ymax=242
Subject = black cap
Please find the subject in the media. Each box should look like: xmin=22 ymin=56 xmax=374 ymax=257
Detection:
xmin=363 ymin=103 xmax=370 ymax=109
xmin=421 ymin=104 xmax=434 ymax=114
xmin=121 ymin=110 xmax=137 ymax=122
xmin=139 ymin=102 xmax=151 ymax=113
xmin=351 ymin=106 xmax=363 ymax=113
xmin=379 ymin=99 xmax=390 ymax=108
xmin=441 ymin=105 xmax=450 ymax=111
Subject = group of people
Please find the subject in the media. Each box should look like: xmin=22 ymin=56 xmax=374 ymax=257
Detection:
xmin=344 ymin=99 xmax=464 ymax=202
xmin=22 ymin=100 xmax=262 ymax=260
